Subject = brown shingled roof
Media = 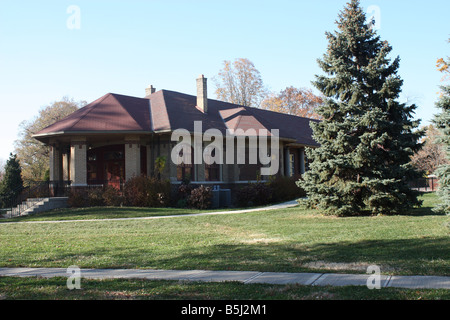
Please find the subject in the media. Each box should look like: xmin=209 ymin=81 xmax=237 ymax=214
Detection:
xmin=34 ymin=93 xmax=151 ymax=136
xmin=34 ymin=89 xmax=319 ymax=147
xmin=218 ymin=108 xmax=271 ymax=136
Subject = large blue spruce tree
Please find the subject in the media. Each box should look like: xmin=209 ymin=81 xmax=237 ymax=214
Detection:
xmin=298 ymin=0 xmax=423 ymax=216
xmin=433 ymin=51 xmax=450 ymax=214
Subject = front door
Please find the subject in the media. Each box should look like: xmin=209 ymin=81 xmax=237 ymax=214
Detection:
xmin=87 ymin=145 xmax=125 ymax=189
xmin=104 ymin=161 xmax=124 ymax=190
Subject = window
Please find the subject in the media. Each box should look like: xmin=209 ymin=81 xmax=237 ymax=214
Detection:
xmin=238 ymin=147 xmax=262 ymax=181
xmin=176 ymin=146 xmax=194 ymax=182
xmin=87 ymin=151 xmax=98 ymax=181
xmin=87 ymin=163 xmax=97 ymax=180
xmin=205 ymin=163 xmax=220 ymax=181
xmin=177 ymin=165 xmax=193 ymax=182
xmin=204 ymin=147 xmax=220 ymax=181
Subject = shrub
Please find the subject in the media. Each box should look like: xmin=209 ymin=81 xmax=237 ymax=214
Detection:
xmin=87 ymin=188 xmax=105 ymax=207
xmin=123 ymin=175 xmax=171 ymax=207
xmin=187 ymin=185 xmax=212 ymax=209
xmin=123 ymin=175 xmax=149 ymax=207
xmin=175 ymin=182 xmax=193 ymax=207
xmin=269 ymin=176 xmax=306 ymax=203
xmin=178 ymin=183 xmax=193 ymax=199
xmin=147 ymin=178 xmax=171 ymax=207
xmin=102 ymin=185 xmax=124 ymax=207
xmin=176 ymin=198 xmax=188 ymax=208
xmin=235 ymin=182 xmax=273 ymax=207
xmin=67 ymin=188 xmax=88 ymax=208
xmin=155 ymin=156 xmax=166 ymax=179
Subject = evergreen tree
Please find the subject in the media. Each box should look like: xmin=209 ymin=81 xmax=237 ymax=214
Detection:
xmin=0 ymin=153 xmax=24 ymax=208
xmin=433 ymin=57 xmax=450 ymax=214
xmin=298 ymin=0 xmax=423 ymax=216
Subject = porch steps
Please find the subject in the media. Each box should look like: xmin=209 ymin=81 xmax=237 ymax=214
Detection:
xmin=2 ymin=197 xmax=69 ymax=218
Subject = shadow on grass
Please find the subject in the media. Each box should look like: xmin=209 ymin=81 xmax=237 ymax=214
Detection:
xmin=157 ymin=238 xmax=449 ymax=276
xmin=6 ymin=276 xmax=448 ymax=300
xmin=409 ymin=192 xmax=446 ymax=217
xmin=409 ymin=203 xmax=446 ymax=217
xmin=343 ymin=192 xmax=447 ymax=217
xmin=32 ymin=237 xmax=449 ymax=276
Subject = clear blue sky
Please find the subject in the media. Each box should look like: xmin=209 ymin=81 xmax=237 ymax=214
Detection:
xmin=0 ymin=0 xmax=448 ymax=162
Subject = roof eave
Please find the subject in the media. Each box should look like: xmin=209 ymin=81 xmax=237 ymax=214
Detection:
xmin=32 ymin=130 xmax=155 ymax=143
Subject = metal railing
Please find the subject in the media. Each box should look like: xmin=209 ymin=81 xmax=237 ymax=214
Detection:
xmin=49 ymin=180 xmax=72 ymax=197
xmin=87 ymin=179 xmax=125 ymax=191
xmin=1 ymin=180 xmax=71 ymax=218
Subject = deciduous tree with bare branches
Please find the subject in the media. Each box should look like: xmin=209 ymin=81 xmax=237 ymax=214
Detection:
xmin=214 ymin=58 xmax=268 ymax=108
xmin=411 ymin=125 xmax=448 ymax=175
xmin=14 ymin=96 xmax=85 ymax=182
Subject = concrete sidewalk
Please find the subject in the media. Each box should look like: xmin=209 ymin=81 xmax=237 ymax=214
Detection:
xmin=1 ymin=267 xmax=449 ymax=290
xmin=0 ymin=200 xmax=300 ymax=224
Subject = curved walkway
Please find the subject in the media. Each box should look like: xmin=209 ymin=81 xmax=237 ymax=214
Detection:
xmin=1 ymin=267 xmax=449 ymax=289
xmin=0 ymin=200 xmax=300 ymax=225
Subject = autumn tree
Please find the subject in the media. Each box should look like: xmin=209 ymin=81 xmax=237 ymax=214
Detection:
xmin=298 ymin=0 xmax=423 ymax=216
xmin=214 ymin=58 xmax=268 ymax=108
xmin=14 ymin=96 xmax=85 ymax=182
xmin=410 ymin=125 xmax=448 ymax=175
xmin=437 ymin=57 xmax=449 ymax=82
xmin=261 ymin=86 xmax=323 ymax=119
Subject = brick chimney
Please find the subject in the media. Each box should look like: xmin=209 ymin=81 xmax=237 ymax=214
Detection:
xmin=196 ymin=75 xmax=207 ymax=113
xmin=145 ymin=85 xmax=156 ymax=97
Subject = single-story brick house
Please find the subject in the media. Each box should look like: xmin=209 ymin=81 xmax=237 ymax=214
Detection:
xmin=33 ymin=76 xmax=319 ymax=195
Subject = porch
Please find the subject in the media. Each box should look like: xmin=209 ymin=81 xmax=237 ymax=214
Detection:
xmin=47 ymin=134 xmax=309 ymax=194
xmin=48 ymin=135 xmax=150 ymax=193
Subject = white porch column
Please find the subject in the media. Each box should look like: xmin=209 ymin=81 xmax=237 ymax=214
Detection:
xmin=125 ymin=136 xmax=141 ymax=180
xmin=62 ymin=150 xmax=70 ymax=181
xmin=70 ymin=138 xmax=87 ymax=187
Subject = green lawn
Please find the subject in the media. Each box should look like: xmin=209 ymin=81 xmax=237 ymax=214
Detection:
xmin=0 ymin=205 xmax=234 ymax=222
xmin=0 ymin=193 xmax=448 ymax=277
xmin=1 ymin=277 xmax=449 ymax=300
